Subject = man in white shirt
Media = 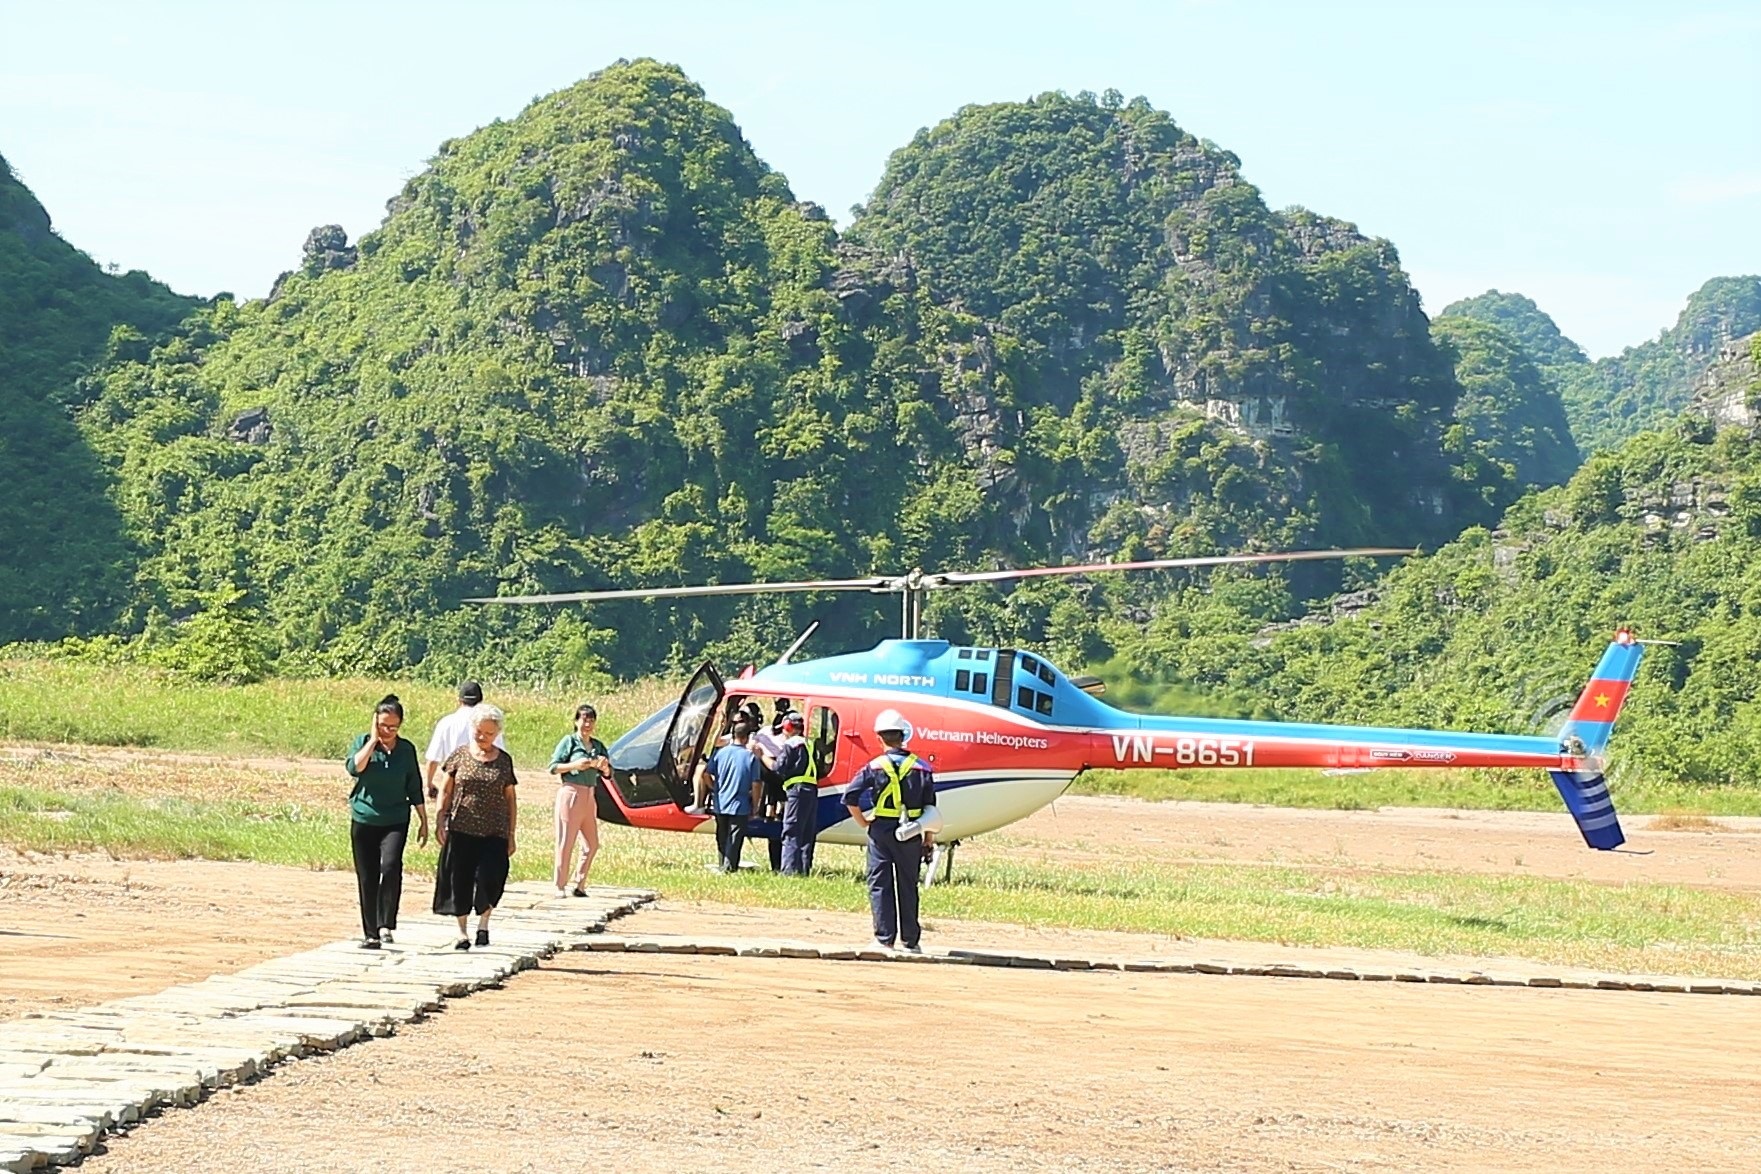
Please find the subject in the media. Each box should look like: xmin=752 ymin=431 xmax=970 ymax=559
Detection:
xmin=423 ymin=680 xmax=505 ymax=798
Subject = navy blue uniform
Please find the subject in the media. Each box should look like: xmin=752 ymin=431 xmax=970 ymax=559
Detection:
xmin=774 ymin=736 xmax=818 ymax=875
xmin=844 ymin=748 xmax=936 ymax=948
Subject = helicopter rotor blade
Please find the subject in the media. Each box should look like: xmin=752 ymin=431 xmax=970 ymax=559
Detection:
xmin=932 ymin=547 xmax=1416 ymax=586
xmin=465 ymin=548 xmax=1417 ymax=607
xmin=465 ymin=577 xmax=893 ymax=605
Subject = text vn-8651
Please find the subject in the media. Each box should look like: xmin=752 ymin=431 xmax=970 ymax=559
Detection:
xmin=1109 ymin=735 xmax=1257 ymax=765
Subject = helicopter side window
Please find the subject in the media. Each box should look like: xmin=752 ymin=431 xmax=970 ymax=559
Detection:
xmin=955 ymin=669 xmax=970 ymax=691
xmin=972 ymin=673 xmax=988 ymax=695
xmin=997 ymin=650 xmax=1055 ymax=719
xmin=808 ymin=706 xmax=840 ymax=778
xmin=991 ymin=650 xmax=1015 ymax=708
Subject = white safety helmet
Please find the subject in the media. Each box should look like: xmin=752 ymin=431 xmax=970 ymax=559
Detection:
xmin=873 ymin=708 xmax=909 ymax=736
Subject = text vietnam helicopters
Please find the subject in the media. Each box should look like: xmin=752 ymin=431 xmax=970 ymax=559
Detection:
xmin=471 ymin=549 xmax=1643 ymax=878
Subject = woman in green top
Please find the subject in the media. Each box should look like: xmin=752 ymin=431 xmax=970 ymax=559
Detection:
xmin=550 ymin=702 xmax=612 ymax=896
xmin=345 ymin=694 xmax=429 ymax=949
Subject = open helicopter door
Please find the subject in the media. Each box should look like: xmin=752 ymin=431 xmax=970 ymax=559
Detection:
xmin=604 ymin=661 xmax=725 ymax=812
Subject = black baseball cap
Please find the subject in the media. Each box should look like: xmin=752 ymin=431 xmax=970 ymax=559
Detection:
xmin=458 ymin=680 xmax=484 ymax=705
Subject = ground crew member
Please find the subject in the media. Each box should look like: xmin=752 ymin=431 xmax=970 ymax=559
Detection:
xmin=844 ymin=709 xmax=935 ymax=952
xmin=774 ymin=711 xmax=818 ymax=876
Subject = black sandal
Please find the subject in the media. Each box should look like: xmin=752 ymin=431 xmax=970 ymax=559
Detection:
xmin=570 ymin=886 xmax=587 ymax=898
xmin=359 ymin=937 xmax=381 ymax=950
xmin=454 ymin=936 xmax=470 ymax=951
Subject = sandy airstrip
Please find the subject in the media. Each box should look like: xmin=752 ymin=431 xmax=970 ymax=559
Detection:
xmin=3 ymin=784 xmax=1760 ymax=1171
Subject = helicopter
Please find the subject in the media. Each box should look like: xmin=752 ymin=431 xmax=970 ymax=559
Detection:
xmin=472 ymin=548 xmax=1642 ymax=880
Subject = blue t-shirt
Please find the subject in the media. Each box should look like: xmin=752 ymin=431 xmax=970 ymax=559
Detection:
xmin=706 ymin=744 xmax=763 ymax=817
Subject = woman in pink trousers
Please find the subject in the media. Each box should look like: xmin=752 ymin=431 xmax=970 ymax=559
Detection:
xmin=550 ymin=703 xmax=612 ymax=896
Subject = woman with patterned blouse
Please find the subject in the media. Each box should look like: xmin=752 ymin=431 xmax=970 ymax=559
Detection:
xmin=432 ymin=704 xmax=518 ymax=950
xmin=549 ymin=702 xmax=613 ymax=897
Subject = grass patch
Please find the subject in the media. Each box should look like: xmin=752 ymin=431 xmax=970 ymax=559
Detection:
xmin=0 ymin=658 xmax=676 ymax=767
xmin=1645 ymin=811 xmax=1740 ymax=833
xmin=3 ymin=775 xmax=1758 ymax=979
xmin=1071 ymin=767 xmax=1761 ymax=816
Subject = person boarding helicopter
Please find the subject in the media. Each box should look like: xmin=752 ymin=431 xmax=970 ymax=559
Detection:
xmin=772 ymin=710 xmax=818 ymax=876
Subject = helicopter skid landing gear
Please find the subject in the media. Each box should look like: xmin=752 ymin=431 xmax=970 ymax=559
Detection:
xmin=923 ymin=840 xmax=959 ymax=887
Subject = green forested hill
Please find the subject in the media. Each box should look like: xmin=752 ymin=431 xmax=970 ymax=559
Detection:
xmin=1130 ymin=332 xmax=1761 ymax=785
xmin=0 ymin=154 xmax=195 ymax=641
xmin=58 ymin=65 xmax=1551 ymax=681
xmin=1565 ymin=277 xmax=1761 ymax=452
xmin=1430 ymin=316 xmax=1579 ymax=491
xmin=1443 ymin=279 xmax=1761 ymax=454
xmin=75 ymin=61 xmax=1028 ymax=679
xmin=848 ymin=90 xmax=1512 ymax=560
xmin=24 ymin=62 xmax=1715 ymax=689
xmin=1438 ymin=290 xmax=1587 ymax=369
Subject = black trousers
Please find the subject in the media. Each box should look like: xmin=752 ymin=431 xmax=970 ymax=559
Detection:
xmin=433 ymin=829 xmax=510 ymax=917
xmin=866 ymin=826 xmax=925 ymax=947
xmin=349 ymin=818 xmax=409 ymax=940
xmin=714 ymin=814 xmax=749 ymax=872
xmin=781 ymin=785 xmax=819 ymax=875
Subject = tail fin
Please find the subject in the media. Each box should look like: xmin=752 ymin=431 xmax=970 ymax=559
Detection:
xmin=1548 ymin=629 xmax=1643 ymax=851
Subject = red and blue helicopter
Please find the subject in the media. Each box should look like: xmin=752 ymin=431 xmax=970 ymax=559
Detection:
xmin=474 ymin=549 xmax=1643 ymax=878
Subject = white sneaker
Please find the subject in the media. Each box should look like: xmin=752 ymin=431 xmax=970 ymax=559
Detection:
xmin=379 ymin=929 xmax=394 ymax=944
xmin=683 ymin=804 xmax=707 ymax=816
xmin=899 ymin=942 xmax=923 ymax=954
xmin=873 ymin=938 xmax=895 ymax=952
xmin=555 ymin=887 xmax=570 ymax=898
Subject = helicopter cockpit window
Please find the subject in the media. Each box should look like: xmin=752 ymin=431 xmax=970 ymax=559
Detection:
xmin=612 ymin=705 xmax=672 ymax=770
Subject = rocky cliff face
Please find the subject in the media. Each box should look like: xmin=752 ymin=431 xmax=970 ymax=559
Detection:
xmin=1688 ymin=330 xmax=1760 ymax=431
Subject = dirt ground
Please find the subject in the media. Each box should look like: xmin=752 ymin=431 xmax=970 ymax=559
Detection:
xmin=989 ymin=794 xmax=1761 ymax=889
xmin=0 ymin=855 xmax=1755 ymax=1169
xmin=5 ymin=760 xmax=1761 ymax=1169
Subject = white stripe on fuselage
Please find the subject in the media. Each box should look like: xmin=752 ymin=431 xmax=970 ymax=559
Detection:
xmin=732 ymin=680 xmax=1090 ymax=736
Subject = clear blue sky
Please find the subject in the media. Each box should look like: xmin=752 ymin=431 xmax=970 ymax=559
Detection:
xmin=3 ymin=0 xmax=1756 ymax=357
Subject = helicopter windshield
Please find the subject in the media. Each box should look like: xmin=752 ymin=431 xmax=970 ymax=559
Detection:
xmin=606 ymin=661 xmax=724 ymax=807
xmin=610 ymin=705 xmax=673 ymax=771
